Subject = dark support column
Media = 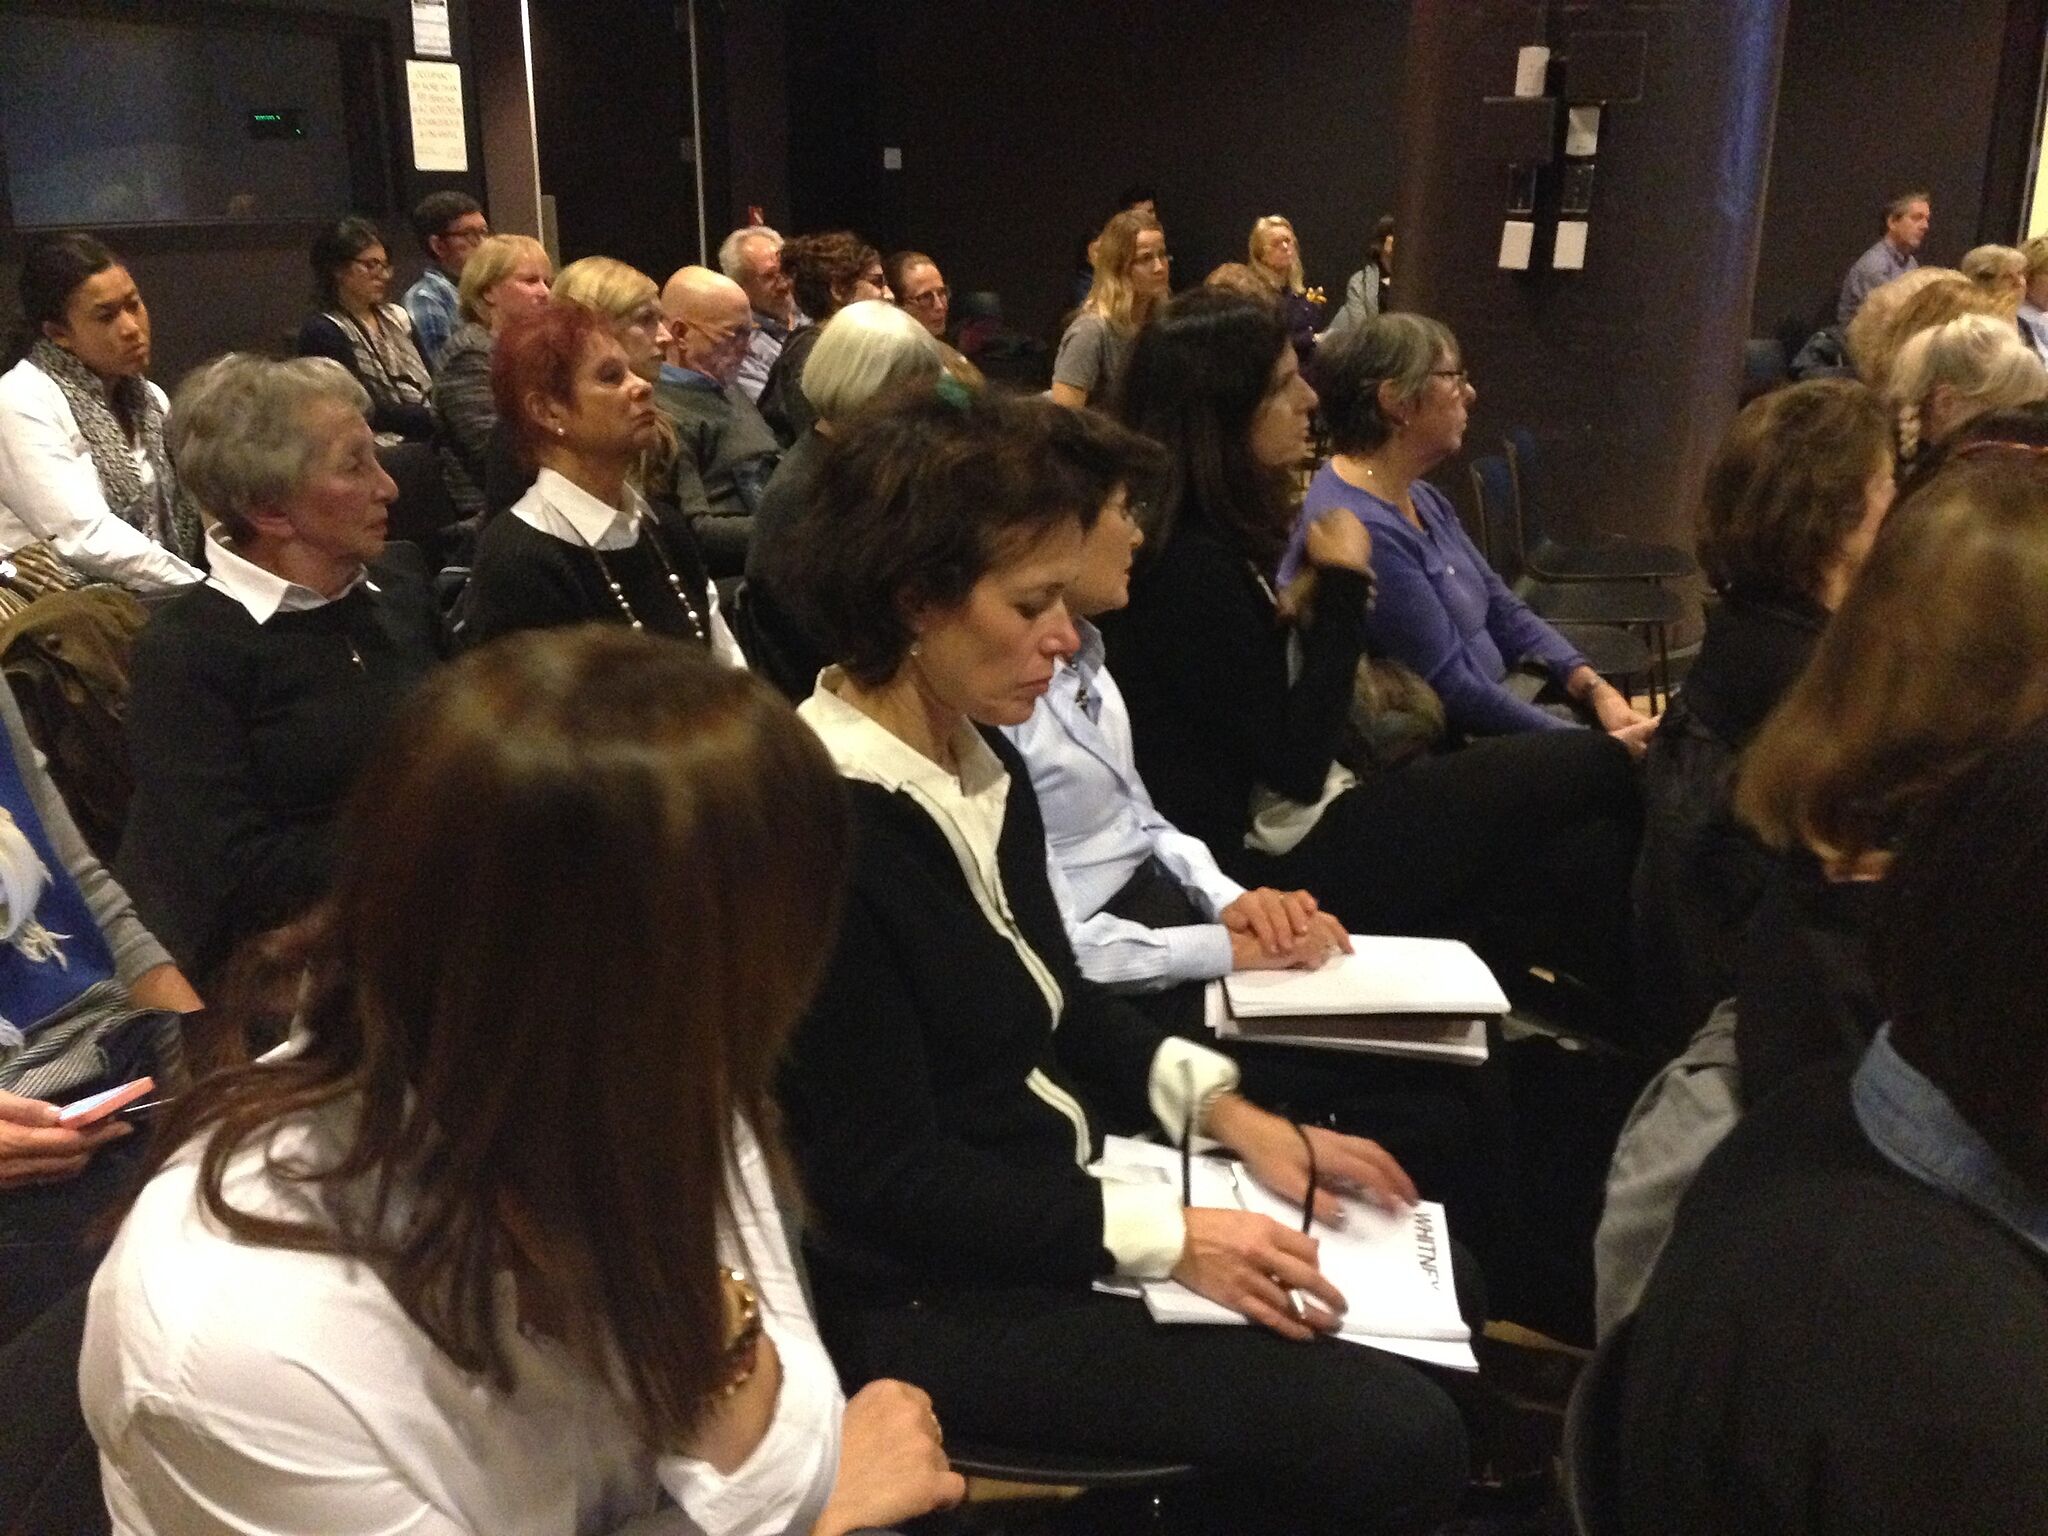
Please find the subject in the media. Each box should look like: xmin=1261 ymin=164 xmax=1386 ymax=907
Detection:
xmin=1396 ymin=0 xmax=1789 ymax=554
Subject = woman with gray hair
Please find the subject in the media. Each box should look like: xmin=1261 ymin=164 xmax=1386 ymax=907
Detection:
xmin=1886 ymin=311 xmax=2048 ymax=464
xmin=737 ymin=299 xmax=948 ymax=697
xmin=1283 ymin=313 xmax=1657 ymax=747
xmin=116 ymin=354 xmax=444 ymax=984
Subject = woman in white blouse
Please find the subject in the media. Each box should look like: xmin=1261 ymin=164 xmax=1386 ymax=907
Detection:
xmin=0 ymin=234 xmax=201 ymax=594
xmin=81 ymin=626 xmax=959 ymax=1536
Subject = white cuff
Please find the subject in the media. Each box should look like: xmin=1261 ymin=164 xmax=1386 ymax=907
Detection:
xmin=1147 ymin=1036 xmax=1241 ymax=1145
xmin=1100 ymin=1178 xmax=1187 ymax=1278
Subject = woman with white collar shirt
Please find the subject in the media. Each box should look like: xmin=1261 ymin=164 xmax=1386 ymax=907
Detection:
xmin=85 ymin=628 xmax=962 ymax=1536
xmin=116 ymin=355 xmax=442 ymax=985
xmin=0 ymin=234 xmax=201 ymax=594
xmin=778 ymin=385 xmax=1473 ymax=1536
xmin=463 ymin=299 xmax=741 ymax=661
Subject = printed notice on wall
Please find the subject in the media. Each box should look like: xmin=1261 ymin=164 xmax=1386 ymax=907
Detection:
xmin=406 ymin=60 xmax=467 ymax=173
xmin=411 ymin=0 xmax=452 ymax=57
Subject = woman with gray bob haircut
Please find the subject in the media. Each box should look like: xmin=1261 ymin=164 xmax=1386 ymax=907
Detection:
xmin=116 ymin=353 xmax=445 ymax=984
xmin=737 ymin=300 xmax=951 ymax=698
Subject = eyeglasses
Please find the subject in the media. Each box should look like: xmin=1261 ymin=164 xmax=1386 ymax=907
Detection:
xmin=350 ymin=257 xmax=393 ymax=276
xmin=903 ymin=286 xmax=951 ymax=309
xmin=440 ymin=222 xmax=491 ymax=245
xmin=1430 ymin=367 xmax=1470 ymax=386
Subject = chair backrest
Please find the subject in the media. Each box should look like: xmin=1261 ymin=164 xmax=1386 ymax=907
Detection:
xmin=1468 ymin=454 xmax=1523 ymax=580
xmin=1501 ymin=425 xmax=1545 ymax=561
xmin=1560 ymin=1310 xmax=1636 ymax=1536
xmin=376 ymin=441 xmax=460 ymax=548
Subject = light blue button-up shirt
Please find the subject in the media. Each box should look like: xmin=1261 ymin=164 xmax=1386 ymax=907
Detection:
xmin=1005 ymin=619 xmax=1242 ymax=990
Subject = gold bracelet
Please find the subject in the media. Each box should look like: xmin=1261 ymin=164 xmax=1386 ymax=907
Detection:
xmin=715 ymin=1266 xmax=763 ymax=1398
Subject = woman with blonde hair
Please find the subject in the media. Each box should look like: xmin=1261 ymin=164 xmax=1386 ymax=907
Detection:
xmin=431 ymin=234 xmax=553 ymax=519
xmin=1886 ymin=311 xmax=2047 ymax=463
xmin=1959 ymin=243 xmax=2027 ymax=313
xmin=1248 ymin=214 xmax=1323 ymax=366
xmin=1050 ymin=208 xmax=1169 ymax=408
xmin=1846 ymin=269 xmax=1995 ymax=392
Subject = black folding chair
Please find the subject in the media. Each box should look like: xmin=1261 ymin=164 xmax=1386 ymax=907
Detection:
xmin=1502 ymin=427 xmax=1698 ymax=585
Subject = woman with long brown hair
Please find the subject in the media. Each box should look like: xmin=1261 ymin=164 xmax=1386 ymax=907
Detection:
xmin=81 ymin=627 xmax=960 ymax=1535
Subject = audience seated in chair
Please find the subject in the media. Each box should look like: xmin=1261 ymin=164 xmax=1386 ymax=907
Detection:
xmin=759 ymin=232 xmax=887 ymax=446
xmin=117 ymin=356 xmax=444 ymax=987
xmin=1596 ymin=446 xmax=2048 ymax=1333
xmin=741 ymin=299 xmax=946 ymax=699
xmin=775 ymin=384 xmax=1475 ymax=1536
xmin=461 ymin=299 xmax=741 ymax=660
xmin=1320 ymin=215 xmax=1395 ymax=353
xmin=1283 ymin=315 xmax=1657 ymax=748
xmin=885 ymin=250 xmax=951 ymax=342
xmin=719 ymin=224 xmax=803 ymax=404
xmin=296 ymin=217 xmax=437 ymax=445
xmin=84 ymin=629 xmax=963 ymax=1536
xmin=1616 ymin=716 xmax=2048 ymax=1534
xmin=1099 ymin=290 xmax=1642 ymax=1021
xmin=654 ymin=266 xmax=783 ymax=579
xmin=1051 ymin=209 xmax=1167 ymax=410
xmin=431 ymin=234 xmax=553 ymax=522
xmin=1632 ymin=378 xmax=1895 ymax=1059
xmin=1247 ymin=214 xmax=1323 ymax=369
xmin=0 ymin=235 xmax=201 ymax=594
xmin=1844 ymin=268 xmax=1991 ymax=394
xmin=400 ymin=190 xmax=491 ymax=373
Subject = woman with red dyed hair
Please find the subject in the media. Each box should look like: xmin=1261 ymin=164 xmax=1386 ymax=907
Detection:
xmin=461 ymin=297 xmax=741 ymax=657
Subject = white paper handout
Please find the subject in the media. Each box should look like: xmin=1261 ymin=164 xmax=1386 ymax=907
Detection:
xmin=1090 ymin=1137 xmax=1478 ymax=1372
xmin=1224 ymin=935 xmax=1508 ymax=1019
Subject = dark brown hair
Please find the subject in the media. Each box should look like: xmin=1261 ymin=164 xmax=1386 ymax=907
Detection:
xmin=777 ymin=385 xmax=1110 ymax=687
xmin=1736 ymin=450 xmax=2048 ymax=865
xmin=130 ymin=626 xmax=850 ymax=1448
xmin=781 ymin=230 xmax=879 ymax=323
xmin=1882 ymin=718 xmax=2048 ymax=1194
xmin=1696 ymin=378 xmax=1892 ymax=601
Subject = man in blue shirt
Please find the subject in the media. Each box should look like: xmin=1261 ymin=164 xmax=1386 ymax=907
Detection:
xmin=402 ymin=191 xmax=490 ymax=372
xmin=1837 ymin=189 xmax=1930 ymax=328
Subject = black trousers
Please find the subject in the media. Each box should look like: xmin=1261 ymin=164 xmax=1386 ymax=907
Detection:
xmin=1232 ymin=729 xmax=1641 ymax=1011
xmin=820 ymin=1275 xmax=1479 ymax=1536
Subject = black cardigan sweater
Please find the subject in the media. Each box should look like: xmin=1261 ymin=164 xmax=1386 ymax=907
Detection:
xmin=116 ymin=546 xmax=443 ymax=979
xmin=461 ymin=501 xmax=718 ymax=650
xmin=780 ymin=730 xmax=1183 ymax=1298
xmin=1096 ymin=508 xmax=1371 ymax=873
xmin=1618 ymin=1061 xmax=2048 ymax=1533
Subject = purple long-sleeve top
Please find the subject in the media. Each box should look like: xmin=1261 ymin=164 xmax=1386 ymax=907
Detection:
xmin=1280 ymin=464 xmax=1587 ymax=737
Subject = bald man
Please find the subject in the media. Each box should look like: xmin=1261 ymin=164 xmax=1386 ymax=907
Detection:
xmin=653 ymin=265 xmax=782 ymax=578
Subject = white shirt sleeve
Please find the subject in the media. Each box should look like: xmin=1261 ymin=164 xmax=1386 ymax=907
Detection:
xmin=654 ymin=1121 xmax=845 ymax=1536
xmin=1046 ymin=841 xmax=1235 ymax=990
xmin=0 ymin=369 xmax=200 ymax=593
xmin=704 ymin=581 xmax=748 ymax=670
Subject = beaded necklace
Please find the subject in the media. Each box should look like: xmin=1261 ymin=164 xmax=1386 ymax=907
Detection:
xmin=578 ymin=512 xmax=708 ymax=645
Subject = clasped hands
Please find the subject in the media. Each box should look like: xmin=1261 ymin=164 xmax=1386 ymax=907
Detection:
xmin=1170 ymin=1093 xmax=1418 ymax=1342
xmin=1222 ymin=886 xmax=1350 ymax=973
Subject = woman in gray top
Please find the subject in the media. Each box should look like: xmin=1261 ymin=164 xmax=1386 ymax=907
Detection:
xmin=430 ymin=235 xmax=552 ymax=518
xmin=1051 ymin=209 xmax=1171 ymax=408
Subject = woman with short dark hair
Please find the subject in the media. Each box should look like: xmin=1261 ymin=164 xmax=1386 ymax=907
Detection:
xmin=461 ymin=300 xmax=739 ymax=658
xmin=758 ymin=231 xmax=886 ymax=443
xmin=86 ymin=627 xmax=963 ymax=1536
xmin=0 ymin=234 xmax=201 ymax=592
xmin=777 ymin=383 xmax=1474 ymax=1536
xmin=296 ymin=217 xmax=436 ymax=443
xmin=1632 ymin=378 xmax=1896 ymax=1053
xmin=1104 ymin=290 xmax=1641 ymax=1014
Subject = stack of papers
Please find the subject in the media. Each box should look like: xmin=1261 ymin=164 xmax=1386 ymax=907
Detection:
xmin=1210 ymin=935 xmax=1507 ymax=1065
xmin=1092 ymin=1136 xmax=1477 ymax=1371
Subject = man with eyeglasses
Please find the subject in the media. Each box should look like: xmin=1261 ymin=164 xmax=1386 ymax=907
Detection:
xmin=718 ymin=226 xmax=804 ymax=404
xmin=654 ymin=267 xmax=783 ymax=578
xmin=887 ymin=252 xmax=951 ymax=341
xmin=403 ymin=191 xmax=491 ymax=371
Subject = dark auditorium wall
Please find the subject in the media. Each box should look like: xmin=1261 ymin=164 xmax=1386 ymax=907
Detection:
xmin=1751 ymin=0 xmax=2017 ymax=336
xmin=0 ymin=0 xmax=487 ymax=389
xmin=769 ymin=0 xmax=1412 ymax=343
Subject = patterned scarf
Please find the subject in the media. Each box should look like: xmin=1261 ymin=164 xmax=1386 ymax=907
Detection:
xmin=28 ymin=337 xmax=201 ymax=562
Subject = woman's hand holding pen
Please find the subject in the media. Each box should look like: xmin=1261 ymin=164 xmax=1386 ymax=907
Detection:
xmin=1173 ymin=1207 xmax=1343 ymax=1341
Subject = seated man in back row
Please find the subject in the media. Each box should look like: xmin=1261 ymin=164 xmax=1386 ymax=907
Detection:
xmin=654 ymin=267 xmax=782 ymax=579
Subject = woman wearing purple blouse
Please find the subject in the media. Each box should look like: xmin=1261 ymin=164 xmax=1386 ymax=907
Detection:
xmin=1282 ymin=315 xmax=1657 ymax=752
